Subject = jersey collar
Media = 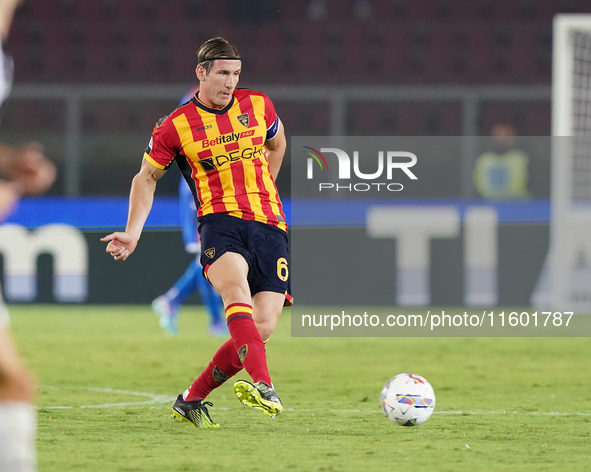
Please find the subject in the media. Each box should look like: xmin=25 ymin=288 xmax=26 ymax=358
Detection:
xmin=192 ymin=94 xmax=235 ymax=115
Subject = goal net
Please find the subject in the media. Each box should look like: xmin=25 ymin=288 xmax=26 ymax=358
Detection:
xmin=545 ymin=14 xmax=591 ymax=310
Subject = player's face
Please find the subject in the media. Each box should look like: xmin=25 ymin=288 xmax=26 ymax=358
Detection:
xmin=197 ymin=60 xmax=241 ymax=109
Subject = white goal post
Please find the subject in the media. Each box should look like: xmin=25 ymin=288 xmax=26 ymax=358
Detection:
xmin=549 ymin=14 xmax=591 ymax=311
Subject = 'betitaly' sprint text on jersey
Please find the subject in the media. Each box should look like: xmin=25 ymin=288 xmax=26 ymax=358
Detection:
xmin=144 ymin=89 xmax=286 ymax=232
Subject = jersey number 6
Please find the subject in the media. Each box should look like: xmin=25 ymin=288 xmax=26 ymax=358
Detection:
xmin=276 ymin=257 xmax=289 ymax=282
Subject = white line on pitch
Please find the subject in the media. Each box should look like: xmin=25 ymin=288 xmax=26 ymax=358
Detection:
xmin=36 ymin=386 xmax=591 ymax=417
xmin=37 ymin=385 xmax=175 ymax=410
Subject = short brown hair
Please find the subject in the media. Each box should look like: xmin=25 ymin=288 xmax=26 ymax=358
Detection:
xmin=197 ymin=37 xmax=240 ymax=74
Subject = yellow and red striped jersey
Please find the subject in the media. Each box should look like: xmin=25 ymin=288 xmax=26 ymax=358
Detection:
xmin=144 ymin=89 xmax=286 ymax=232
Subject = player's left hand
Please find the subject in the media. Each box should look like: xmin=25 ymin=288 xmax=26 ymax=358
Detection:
xmin=6 ymin=143 xmax=57 ymax=195
xmin=100 ymin=231 xmax=138 ymax=261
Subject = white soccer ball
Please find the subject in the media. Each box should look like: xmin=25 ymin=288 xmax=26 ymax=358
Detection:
xmin=380 ymin=373 xmax=436 ymax=426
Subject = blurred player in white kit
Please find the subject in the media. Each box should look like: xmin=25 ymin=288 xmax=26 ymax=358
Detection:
xmin=0 ymin=1 xmax=56 ymax=471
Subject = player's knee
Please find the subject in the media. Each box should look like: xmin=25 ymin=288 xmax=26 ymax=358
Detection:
xmin=257 ymin=321 xmax=275 ymax=342
xmin=220 ymin=284 xmax=251 ymax=306
xmin=255 ymin=311 xmax=280 ymax=341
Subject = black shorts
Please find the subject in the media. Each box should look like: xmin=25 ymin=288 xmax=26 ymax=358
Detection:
xmin=198 ymin=214 xmax=292 ymax=305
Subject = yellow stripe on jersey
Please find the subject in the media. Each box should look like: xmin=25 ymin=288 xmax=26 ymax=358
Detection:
xmin=195 ymin=105 xmax=243 ymax=218
xmin=171 ymin=113 xmax=214 ymax=214
xmin=228 ymin=107 xmax=266 ymax=223
xmin=250 ymin=95 xmax=283 ymax=225
xmin=143 ymin=152 xmax=166 ymax=170
xmin=262 ymin=167 xmax=284 ymax=226
xmin=243 ymin=156 xmax=267 ymax=225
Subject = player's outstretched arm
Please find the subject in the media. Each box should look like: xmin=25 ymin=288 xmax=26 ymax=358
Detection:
xmin=101 ymin=159 xmax=166 ymax=261
xmin=265 ymin=120 xmax=286 ymax=181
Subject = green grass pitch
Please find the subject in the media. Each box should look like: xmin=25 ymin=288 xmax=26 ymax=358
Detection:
xmin=8 ymin=305 xmax=591 ymax=472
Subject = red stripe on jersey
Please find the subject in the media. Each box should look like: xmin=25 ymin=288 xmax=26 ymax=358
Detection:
xmin=225 ymin=142 xmax=240 ymax=152
xmin=216 ymin=112 xmax=234 ymax=135
xmin=274 ymin=190 xmax=285 ymax=214
xmin=236 ymin=94 xmax=259 ymax=128
xmin=198 ymin=149 xmax=213 ymax=159
xmin=262 ymin=93 xmax=278 ymax=126
xmin=253 ymin=158 xmax=278 ymax=225
xmin=252 ymin=136 xmax=263 ymax=145
xmin=146 ymin=115 xmax=184 ymax=169
xmin=184 ymin=106 xmax=209 ymax=143
xmin=230 ymin=160 xmax=252 ymax=220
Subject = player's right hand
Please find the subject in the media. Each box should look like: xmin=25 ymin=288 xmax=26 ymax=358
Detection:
xmin=100 ymin=232 xmax=138 ymax=261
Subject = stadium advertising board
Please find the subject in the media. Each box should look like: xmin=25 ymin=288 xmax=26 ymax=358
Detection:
xmin=0 ymin=193 xmax=550 ymax=311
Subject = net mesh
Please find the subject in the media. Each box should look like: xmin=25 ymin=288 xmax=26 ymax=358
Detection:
xmin=572 ymin=31 xmax=591 ymax=201
xmin=537 ymin=19 xmax=591 ymax=309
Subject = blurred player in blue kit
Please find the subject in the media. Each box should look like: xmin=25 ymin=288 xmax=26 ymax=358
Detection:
xmin=151 ymin=86 xmax=227 ymax=337
xmin=152 ymin=177 xmax=227 ymax=336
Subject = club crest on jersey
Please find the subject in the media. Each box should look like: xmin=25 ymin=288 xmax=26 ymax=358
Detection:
xmin=204 ymin=248 xmax=215 ymax=258
xmin=237 ymin=113 xmax=250 ymax=128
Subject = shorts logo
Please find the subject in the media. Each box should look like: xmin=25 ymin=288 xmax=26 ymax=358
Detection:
xmin=238 ymin=344 xmax=248 ymax=362
xmin=213 ymin=365 xmax=231 ymax=384
xmin=237 ymin=113 xmax=250 ymax=128
xmin=204 ymin=248 xmax=215 ymax=258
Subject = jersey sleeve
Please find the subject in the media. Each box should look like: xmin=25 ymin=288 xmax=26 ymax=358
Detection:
xmin=143 ymin=115 xmax=179 ymax=170
xmin=263 ymin=94 xmax=280 ymax=141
